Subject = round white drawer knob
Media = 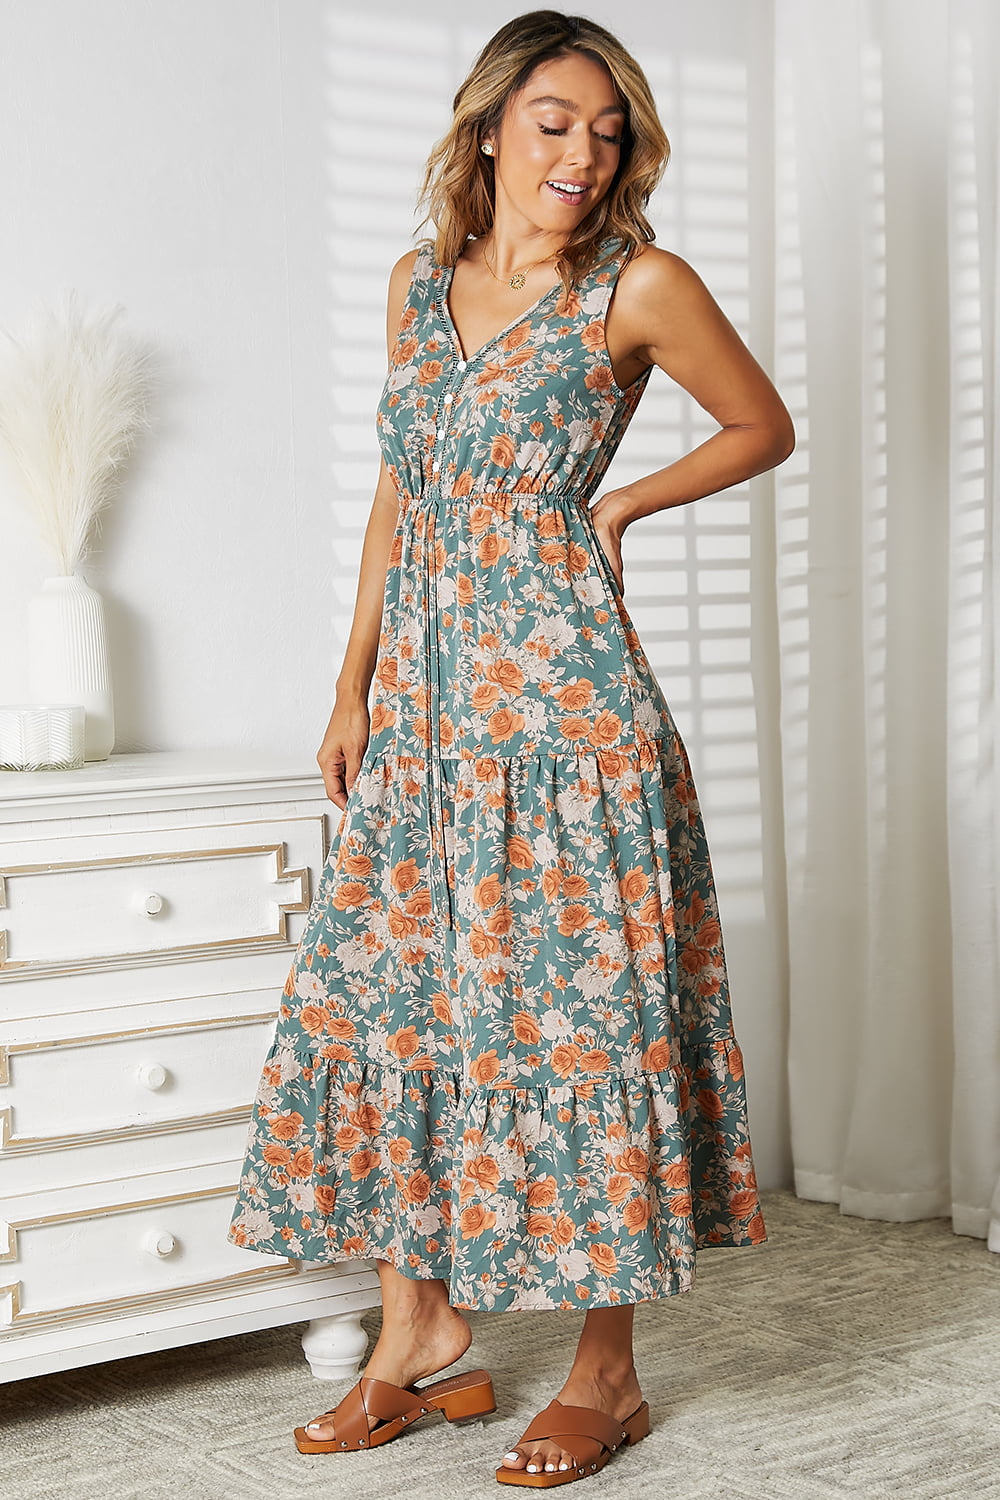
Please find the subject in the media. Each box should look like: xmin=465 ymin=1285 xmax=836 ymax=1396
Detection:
xmin=132 ymin=891 xmax=164 ymax=916
xmin=137 ymin=1062 xmax=168 ymax=1091
xmin=143 ymin=1230 xmax=176 ymax=1258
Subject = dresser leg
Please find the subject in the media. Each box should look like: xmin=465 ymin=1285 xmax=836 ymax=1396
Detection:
xmin=301 ymin=1308 xmax=371 ymax=1380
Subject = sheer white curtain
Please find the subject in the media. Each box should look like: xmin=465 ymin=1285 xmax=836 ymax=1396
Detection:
xmin=771 ymin=0 xmax=1000 ymax=1247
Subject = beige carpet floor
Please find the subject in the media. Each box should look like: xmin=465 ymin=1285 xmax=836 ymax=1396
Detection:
xmin=2 ymin=1191 xmax=998 ymax=1499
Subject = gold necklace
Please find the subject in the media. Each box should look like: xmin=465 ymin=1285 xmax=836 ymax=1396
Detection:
xmin=483 ymin=240 xmax=559 ymax=291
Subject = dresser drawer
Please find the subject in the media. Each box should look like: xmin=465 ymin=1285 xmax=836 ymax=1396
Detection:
xmin=0 ymin=1011 xmax=277 ymax=1155
xmin=0 ymin=1180 xmax=298 ymax=1331
xmin=0 ymin=816 xmax=325 ymax=976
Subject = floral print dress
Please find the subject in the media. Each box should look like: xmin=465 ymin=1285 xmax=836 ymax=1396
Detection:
xmin=228 ymin=238 xmax=766 ymax=1310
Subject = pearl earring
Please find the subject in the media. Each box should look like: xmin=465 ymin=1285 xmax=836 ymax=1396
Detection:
xmin=481 ymin=142 xmax=494 ymax=155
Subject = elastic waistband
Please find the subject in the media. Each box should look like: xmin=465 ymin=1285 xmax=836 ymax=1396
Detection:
xmin=403 ymin=486 xmax=589 ymax=514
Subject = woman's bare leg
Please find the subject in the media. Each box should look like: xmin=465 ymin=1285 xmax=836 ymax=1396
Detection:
xmin=303 ymin=1260 xmax=472 ymax=1440
xmin=497 ymin=1305 xmax=643 ymax=1475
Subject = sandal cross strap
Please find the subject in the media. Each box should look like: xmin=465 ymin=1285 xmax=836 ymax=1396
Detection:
xmin=495 ymin=1397 xmax=650 ymax=1487
xmin=294 ymin=1367 xmax=496 ymax=1453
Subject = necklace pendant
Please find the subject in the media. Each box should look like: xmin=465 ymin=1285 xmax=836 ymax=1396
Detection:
xmin=509 ymin=271 xmax=527 ymax=291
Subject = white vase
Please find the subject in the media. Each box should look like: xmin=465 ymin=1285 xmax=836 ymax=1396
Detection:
xmin=27 ymin=574 xmax=115 ymax=761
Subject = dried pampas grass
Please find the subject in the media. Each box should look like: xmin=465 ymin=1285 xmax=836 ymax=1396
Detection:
xmin=0 ymin=290 xmax=154 ymax=576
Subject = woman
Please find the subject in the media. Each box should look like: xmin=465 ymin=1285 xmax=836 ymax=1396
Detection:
xmin=229 ymin=9 xmax=793 ymax=1488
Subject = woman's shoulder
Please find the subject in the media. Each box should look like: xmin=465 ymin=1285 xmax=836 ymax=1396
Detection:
xmin=389 ymin=242 xmax=431 ymax=286
xmin=615 ymin=242 xmax=703 ymax=301
xmin=385 ymin=241 xmax=449 ymax=334
xmin=583 ymin=237 xmax=695 ymax=298
xmin=386 ymin=241 xmax=440 ymax=311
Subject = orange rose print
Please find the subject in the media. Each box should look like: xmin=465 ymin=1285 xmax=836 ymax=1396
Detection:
xmin=469 ymin=1050 xmax=502 ymax=1084
xmin=557 ymin=678 xmax=594 ymax=710
xmin=477 ymin=533 xmax=511 ymax=567
xmin=487 ymin=706 xmax=526 ymax=742
xmin=697 ymin=1088 xmax=725 ymax=1121
xmin=487 ymin=659 xmax=525 ymax=694
xmin=349 ymin=1150 xmax=379 ymax=1181
xmin=641 ymin=1039 xmax=673 ymax=1071
xmin=314 ymin=1184 xmax=336 ymax=1215
xmin=527 ymin=1212 xmax=555 ymax=1237
xmin=623 ymin=1198 xmax=651 ymax=1234
xmin=512 ymin=1011 xmax=541 ymax=1045
xmin=526 ymin=1175 xmax=558 ymax=1207
xmin=459 ymin=1204 xmax=497 ymax=1239
xmin=584 ymin=365 xmax=614 ymax=393
xmin=663 ymin=1160 xmax=691 ymax=1189
xmin=490 ymin=434 xmax=516 ymax=467
xmin=392 ymin=858 xmax=419 ymax=888
xmin=431 ymin=993 xmax=453 ymax=1026
xmin=268 ymin=1112 xmax=304 ymax=1142
xmin=580 ymin=319 xmax=606 ymax=351
xmin=551 ymin=1043 xmax=582 ymax=1079
xmin=606 ymin=1174 xmax=632 ymax=1207
xmin=616 ymin=1147 xmax=650 ymax=1180
xmin=298 ymin=1006 xmax=326 ymax=1038
xmin=552 ymin=1212 xmax=577 ymax=1245
xmin=558 ymin=903 xmax=592 ymax=935
xmin=387 ymin=1026 xmax=421 ymax=1060
xmin=619 ymin=867 xmax=649 ymax=904
xmin=507 ymin=835 xmax=535 ymax=868
xmin=404 ymin=1170 xmax=432 ymax=1204
xmin=332 ymin=881 xmax=369 ymax=910
xmin=388 ymin=1137 xmax=412 ymax=1165
xmin=465 ymin=1154 xmax=501 ymax=1193
xmin=536 ymin=510 xmax=566 ymax=537
xmin=502 ymin=321 xmax=530 ymax=350
xmin=588 ymin=1243 xmax=618 ymax=1275
xmin=349 ymin=1103 xmax=383 ymax=1133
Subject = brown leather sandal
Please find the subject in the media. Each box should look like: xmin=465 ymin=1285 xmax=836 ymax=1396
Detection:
xmin=495 ymin=1397 xmax=650 ymax=1486
xmin=294 ymin=1367 xmax=496 ymax=1453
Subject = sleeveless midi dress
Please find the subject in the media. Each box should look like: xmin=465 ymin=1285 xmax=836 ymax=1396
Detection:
xmin=228 ymin=239 xmax=766 ymax=1311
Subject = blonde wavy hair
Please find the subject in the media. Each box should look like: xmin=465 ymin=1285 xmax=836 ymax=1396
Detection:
xmin=417 ymin=10 xmax=670 ymax=297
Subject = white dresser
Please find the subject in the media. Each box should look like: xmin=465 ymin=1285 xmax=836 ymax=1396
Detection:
xmin=0 ymin=750 xmax=381 ymax=1384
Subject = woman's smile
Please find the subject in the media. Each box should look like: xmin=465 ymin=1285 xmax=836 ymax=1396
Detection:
xmin=544 ymin=177 xmax=593 ymax=206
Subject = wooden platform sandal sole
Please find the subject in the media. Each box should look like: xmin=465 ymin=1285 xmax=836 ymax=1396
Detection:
xmin=294 ymin=1367 xmax=496 ymax=1454
xmin=495 ymin=1397 xmax=650 ymax=1487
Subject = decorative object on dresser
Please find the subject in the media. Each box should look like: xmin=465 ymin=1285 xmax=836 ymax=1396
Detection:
xmin=0 ymin=292 xmax=154 ymax=761
xmin=0 ymin=705 xmax=85 ymax=772
xmin=0 ymin=749 xmax=380 ymax=1385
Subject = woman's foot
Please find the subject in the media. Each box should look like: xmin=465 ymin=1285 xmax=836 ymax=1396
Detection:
xmin=499 ymin=1304 xmax=642 ymax=1476
xmin=303 ymin=1268 xmax=472 ymax=1443
xmin=498 ymin=1366 xmax=644 ymax=1476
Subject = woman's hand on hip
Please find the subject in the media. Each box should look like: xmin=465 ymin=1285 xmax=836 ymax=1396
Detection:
xmin=317 ymin=696 xmax=371 ymax=810
xmin=588 ymin=491 xmax=630 ymax=597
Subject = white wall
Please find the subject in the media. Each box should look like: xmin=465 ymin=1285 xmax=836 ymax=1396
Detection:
xmin=0 ymin=0 xmax=790 ymax=1189
xmin=0 ymin=0 xmax=338 ymax=755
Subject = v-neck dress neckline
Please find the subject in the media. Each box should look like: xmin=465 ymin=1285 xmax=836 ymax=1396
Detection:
xmin=438 ymin=255 xmax=563 ymax=366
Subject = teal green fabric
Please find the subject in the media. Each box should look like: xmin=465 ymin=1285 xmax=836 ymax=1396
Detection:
xmin=228 ymin=240 xmax=766 ymax=1310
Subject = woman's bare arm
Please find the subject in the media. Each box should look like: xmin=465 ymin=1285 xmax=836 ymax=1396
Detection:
xmin=316 ymin=249 xmax=419 ymax=808
xmin=590 ymin=247 xmax=795 ymax=592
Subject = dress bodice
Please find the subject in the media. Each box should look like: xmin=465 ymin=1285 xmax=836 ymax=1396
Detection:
xmin=376 ymin=238 xmax=652 ymax=506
